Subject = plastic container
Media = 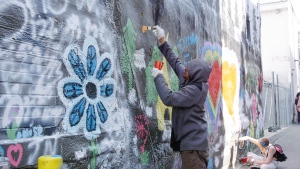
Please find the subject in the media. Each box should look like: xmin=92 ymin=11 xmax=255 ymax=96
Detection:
xmin=0 ymin=157 xmax=11 ymax=169
xmin=38 ymin=155 xmax=63 ymax=169
xmin=241 ymin=157 xmax=247 ymax=163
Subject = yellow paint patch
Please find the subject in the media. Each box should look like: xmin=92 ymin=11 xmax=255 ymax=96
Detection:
xmin=222 ymin=61 xmax=236 ymax=120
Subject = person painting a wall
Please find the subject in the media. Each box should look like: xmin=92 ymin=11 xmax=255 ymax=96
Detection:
xmin=239 ymin=136 xmax=287 ymax=169
xmin=150 ymin=26 xmax=212 ymax=169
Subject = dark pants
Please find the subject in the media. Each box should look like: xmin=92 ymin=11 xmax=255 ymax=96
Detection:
xmin=180 ymin=150 xmax=209 ymax=169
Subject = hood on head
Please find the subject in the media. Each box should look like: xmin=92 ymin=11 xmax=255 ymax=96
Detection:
xmin=187 ymin=58 xmax=212 ymax=83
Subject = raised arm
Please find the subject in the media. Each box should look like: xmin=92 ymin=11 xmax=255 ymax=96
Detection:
xmin=239 ymin=136 xmax=260 ymax=146
xmin=153 ymin=26 xmax=185 ymax=83
xmin=159 ymin=36 xmax=166 ymax=45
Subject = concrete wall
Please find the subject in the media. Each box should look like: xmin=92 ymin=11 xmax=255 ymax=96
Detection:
xmin=0 ymin=1 xmax=262 ymax=168
xmin=261 ymin=7 xmax=290 ymax=83
xmin=260 ymin=0 xmax=300 ymax=89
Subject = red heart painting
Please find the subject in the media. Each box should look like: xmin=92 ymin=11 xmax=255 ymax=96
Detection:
xmin=7 ymin=144 xmax=23 ymax=167
xmin=208 ymin=60 xmax=222 ymax=109
xmin=202 ymin=42 xmax=222 ymax=132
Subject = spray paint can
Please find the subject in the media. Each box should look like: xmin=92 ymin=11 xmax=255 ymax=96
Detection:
xmin=142 ymin=26 xmax=157 ymax=33
xmin=154 ymin=60 xmax=164 ymax=70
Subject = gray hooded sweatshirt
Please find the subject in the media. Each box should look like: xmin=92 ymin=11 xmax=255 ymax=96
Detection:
xmin=154 ymin=42 xmax=212 ymax=151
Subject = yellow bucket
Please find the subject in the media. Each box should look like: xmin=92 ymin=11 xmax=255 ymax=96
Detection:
xmin=38 ymin=155 xmax=62 ymax=169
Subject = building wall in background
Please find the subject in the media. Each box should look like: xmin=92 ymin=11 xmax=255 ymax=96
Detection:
xmin=0 ymin=0 xmax=262 ymax=168
xmin=260 ymin=0 xmax=299 ymax=91
xmin=260 ymin=0 xmax=299 ymax=122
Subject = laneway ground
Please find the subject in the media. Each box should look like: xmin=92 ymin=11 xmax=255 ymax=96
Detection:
xmin=235 ymin=124 xmax=300 ymax=169
xmin=269 ymin=124 xmax=300 ymax=169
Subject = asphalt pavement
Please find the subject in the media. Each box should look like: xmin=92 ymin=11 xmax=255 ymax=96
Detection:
xmin=235 ymin=124 xmax=300 ymax=169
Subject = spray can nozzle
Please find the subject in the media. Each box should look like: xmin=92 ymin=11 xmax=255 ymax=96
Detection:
xmin=142 ymin=26 xmax=157 ymax=33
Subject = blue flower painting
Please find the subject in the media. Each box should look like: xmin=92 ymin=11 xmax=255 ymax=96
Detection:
xmin=58 ymin=37 xmax=116 ymax=140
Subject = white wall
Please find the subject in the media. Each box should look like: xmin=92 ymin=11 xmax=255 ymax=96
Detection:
xmin=260 ymin=1 xmax=299 ymax=90
xmin=261 ymin=7 xmax=290 ymax=84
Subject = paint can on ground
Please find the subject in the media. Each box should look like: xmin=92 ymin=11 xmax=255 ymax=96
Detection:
xmin=0 ymin=157 xmax=10 ymax=169
xmin=38 ymin=155 xmax=63 ymax=169
xmin=241 ymin=157 xmax=247 ymax=164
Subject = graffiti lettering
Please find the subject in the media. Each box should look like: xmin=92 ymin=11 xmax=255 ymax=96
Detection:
xmin=177 ymin=33 xmax=198 ymax=54
xmin=27 ymin=138 xmax=58 ymax=164
xmin=183 ymin=53 xmax=192 ymax=66
xmin=271 ymin=55 xmax=291 ymax=62
xmin=16 ymin=125 xmax=43 ymax=139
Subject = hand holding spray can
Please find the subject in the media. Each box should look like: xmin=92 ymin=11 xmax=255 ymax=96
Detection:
xmin=154 ymin=60 xmax=164 ymax=70
xmin=142 ymin=26 xmax=163 ymax=70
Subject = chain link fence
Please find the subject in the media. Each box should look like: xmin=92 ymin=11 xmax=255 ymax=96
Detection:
xmin=262 ymin=81 xmax=293 ymax=131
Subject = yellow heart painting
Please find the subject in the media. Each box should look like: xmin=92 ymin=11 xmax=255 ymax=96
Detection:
xmin=222 ymin=61 xmax=237 ymax=121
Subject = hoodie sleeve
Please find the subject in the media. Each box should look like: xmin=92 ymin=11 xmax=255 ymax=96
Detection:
xmin=158 ymin=42 xmax=185 ymax=84
xmin=154 ymin=74 xmax=199 ymax=107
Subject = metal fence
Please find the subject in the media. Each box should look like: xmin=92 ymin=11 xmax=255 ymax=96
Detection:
xmin=262 ymin=80 xmax=293 ymax=131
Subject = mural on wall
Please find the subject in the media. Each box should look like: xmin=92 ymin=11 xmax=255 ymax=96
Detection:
xmin=202 ymin=42 xmax=225 ymax=169
xmin=57 ymin=37 xmax=116 ymax=140
xmin=4 ymin=105 xmax=24 ymax=167
xmin=0 ymin=0 xmax=263 ymax=168
xmin=134 ymin=114 xmax=150 ymax=165
xmin=244 ymin=62 xmax=264 ymax=138
xmin=221 ymin=48 xmax=241 ymax=168
xmin=145 ymin=33 xmax=177 ymax=131
xmin=204 ymin=42 xmax=223 ymax=134
xmin=120 ymin=18 xmax=137 ymax=92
